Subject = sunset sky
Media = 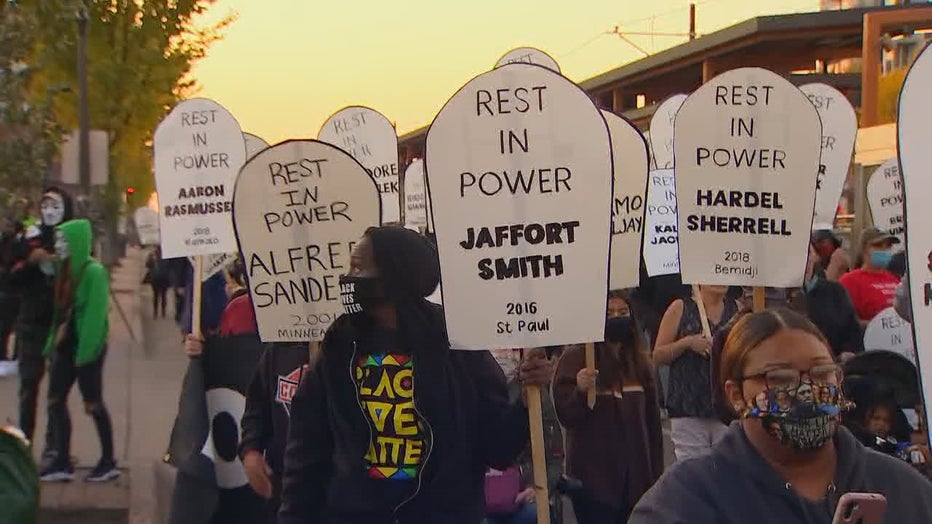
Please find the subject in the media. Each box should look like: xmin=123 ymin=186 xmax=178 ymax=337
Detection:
xmin=193 ymin=0 xmax=820 ymax=143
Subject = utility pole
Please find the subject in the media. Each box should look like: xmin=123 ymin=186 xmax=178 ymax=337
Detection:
xmin=77 ymin=3 xmax=90 ymax=198
xmin=689 ymin=3 xmax=697 ymax=41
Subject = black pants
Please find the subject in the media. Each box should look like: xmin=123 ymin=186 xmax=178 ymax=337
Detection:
xmin=151 ymin=284 xmax=168 ymax=318
xmin=570 ymin=489 xmax=630 ymax=524
xmin=0 ymin=293 xmax=19 ymax=360
xmin=16 ymin=322 xmax=52 ymax=448
xmin=47 ymin=345 xmax=114 ymax=464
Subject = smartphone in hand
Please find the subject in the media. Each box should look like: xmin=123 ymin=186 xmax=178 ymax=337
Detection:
xmin=832 ymin=493 xmax=887 ymax=524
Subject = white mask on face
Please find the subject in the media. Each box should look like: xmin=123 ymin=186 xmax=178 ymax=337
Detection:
xmin=40 ymin=194 xmax=65 ymax=226
xmin=54 ymin=231 xmax=69 ymax=260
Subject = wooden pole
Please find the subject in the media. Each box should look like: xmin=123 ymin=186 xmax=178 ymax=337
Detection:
xmin=585 ymin=342 xmax=596 ymax=409
xmin=526 ymin=384 xmax=551 ymax=524
xmin=692 ymin=285 xmax=712 ymax=340
xmin=753 ymin=286 xmax=766 ymax=313
xmin=191 ymin=255 xmax=203 ymax=338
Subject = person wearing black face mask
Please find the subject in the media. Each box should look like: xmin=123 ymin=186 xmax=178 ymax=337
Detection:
xmin=279 ymin=226 xmax=553 ymax=524
xmin=552 ymin=292 xmax=663 ymax=523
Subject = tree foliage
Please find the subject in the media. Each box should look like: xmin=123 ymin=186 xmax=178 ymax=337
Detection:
xmin=1 ymin=0 xmax=234 ymax=220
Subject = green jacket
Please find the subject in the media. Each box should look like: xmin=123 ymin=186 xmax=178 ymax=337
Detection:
xmin=44 ymin=219 xmax=109 ymax=365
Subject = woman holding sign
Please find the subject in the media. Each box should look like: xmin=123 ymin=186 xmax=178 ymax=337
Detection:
xmin=653 ymin=285 xmax=739 ymax=461
xmin=553 ymin=292 xmax=663 ymax=522
xmin=630 ymin=309 xmax=932 ymax=523
xmin=279 ymin=226 xmax=552 ymax=524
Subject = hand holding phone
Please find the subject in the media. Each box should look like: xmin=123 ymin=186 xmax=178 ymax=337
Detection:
xmin=832 ymin=493 xmax=887 ymax=524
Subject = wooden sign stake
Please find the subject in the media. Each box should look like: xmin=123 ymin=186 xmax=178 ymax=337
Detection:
xmin=692 ymin=284 xmax=713 ymax=340
xmin=585 ymin=342 xmax=597 ymax=409
xmin=753 ymin=287 xmax=766 ymax=313
xmin=526 ymin=383 xmax=551 ymax=524
xmin=191 ymin=255 xmax=203 ymax=338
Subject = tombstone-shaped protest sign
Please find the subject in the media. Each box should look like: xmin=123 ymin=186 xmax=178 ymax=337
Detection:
xmin=800 ymin=84 xmax=857 ymax=230
xmin=233 ymin=140 xmax=380 ymax=342
xmin=134 ymin=207 xmax=160 ymax=246
xmin=674 ymin=68 xmax=822 ymax=286
xmin=154 ymin=98 xmax=245 ymax=258
xmin=898 ymin=42 xmax=932 ymax=435
xmin=866 ymin=158 xmax=905 ymax=244
xmin=603 ymin=111 xmax=648 ymax=289
xmin=864 ymin=307 xmax=916 ymax=366
xmin=644 ymin=169 xmax=679 ymax=277
xmin=649 ymin=94 xmax=688 ymax=169
xmin=403 ymin=159 xmax=430 ymax=229
xmin=494 ymin=47 xmax=561 ymax=73
xmin=425 ymin=63 xmax=613 ymax=349
xmin=244 ymin=132 xmax=269 ymax=159
xmin=318 ymin=106 xmax=399 ymax=223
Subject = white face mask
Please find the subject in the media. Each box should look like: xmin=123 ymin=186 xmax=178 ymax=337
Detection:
xmin=54 ymin=231 xmax=69 ymax=260
xmin=41 ymin=195 xmax=65 ymax=226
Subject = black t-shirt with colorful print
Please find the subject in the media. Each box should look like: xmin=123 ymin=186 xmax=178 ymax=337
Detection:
xmin=354 ymin=326 xmax=429 ymax=504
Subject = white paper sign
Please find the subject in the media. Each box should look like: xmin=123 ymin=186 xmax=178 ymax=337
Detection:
xmin=190 ymin=252 xmax=237 ymax=281
xmin=154 ymin=98 xmax=245 ymax=258
xmin=898 ymin=42 xmax=932 ymax=436
xmin=864 ymin=307 xmax=916 ymax=365
xmin=318 ymin=106 xmax=399 ymax=223
xmin=134 ymin=207 xmax=160 ymax=246
xmin=426 ymin=63 xmax=613 ymax=349
xmin=649 ymin=94 xmax=688 ymax=169
xmin=243 ymin=132 xmax=269 ymax=159
xmin=494 ymin=47 xmax=561 ymax=73
xmin=866 ymin=158 xmax=905 ymax=244
xmin=232 ymin=140 xmax=380 ymax=342
xmin=603 ymin=111 xmax=649 ymax=289
xmin=403 ymin=159 xmax=430 ymax=229
xmin=644 ymin=169 xmax=680 ymax=277
xmin=800 ymin=83 xmax=857 ymax=230
xmin=674 ymin=68 xmax=822 ymax=287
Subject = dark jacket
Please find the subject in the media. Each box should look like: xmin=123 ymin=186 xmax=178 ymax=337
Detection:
xmin=799 ymin=279 xmax=864 ymax=356
xmin=553 ymin=345 xmax=664 ymax=511
xmin=630 ymin=424 xmax=932 ymax=523
xmin=240 ymin=342 xmax=311 ymax=477
xmin=278 ymin=302 xmax=530 ymax=524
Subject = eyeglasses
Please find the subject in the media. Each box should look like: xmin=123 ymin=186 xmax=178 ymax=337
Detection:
xmin=741 ymin=363 xmax=843 ymax=391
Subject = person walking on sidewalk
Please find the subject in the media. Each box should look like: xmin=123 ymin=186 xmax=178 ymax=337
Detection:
xmin=0 ymin=216 xmax=24 ymax=377
xmin=39 ymin=219 xmax=118 ymax=483
xmin=7 ymin=187 xmax=75 ymax=456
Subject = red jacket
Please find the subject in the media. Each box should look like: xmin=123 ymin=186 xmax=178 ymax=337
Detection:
xmin=218 ymin=290 xmax=257 ymax=336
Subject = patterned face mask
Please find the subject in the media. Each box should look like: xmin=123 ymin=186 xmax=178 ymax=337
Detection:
xmin=737 ymin=375 xmax=852 ymax=451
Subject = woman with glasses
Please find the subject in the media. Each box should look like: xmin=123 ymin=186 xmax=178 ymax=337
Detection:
xmin=631 ymin=309 xmax=932 ymax=523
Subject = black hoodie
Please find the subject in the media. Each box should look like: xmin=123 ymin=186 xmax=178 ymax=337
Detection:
xmin=239 ymin=342 xmax=311 ymax=478
xmin=8 ymin=187 xmax=75 ymax=326
xmin=630 ymin=424 xmax=932 ymax=523
xmin=278 ymin=303 xmax=530 ymax=524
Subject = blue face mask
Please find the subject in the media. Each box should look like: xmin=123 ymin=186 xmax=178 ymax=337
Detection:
xmin=804 ymin=276 xmax=820 ymax=293
xmin=870 ymin=250 xmax=893 ymax=268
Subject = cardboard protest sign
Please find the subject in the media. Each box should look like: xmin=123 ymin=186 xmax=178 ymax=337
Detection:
xmin=134 ymin=207 xmax=160 ymax=246
xmin=898 ymin=42 xmax=932 ymax=435
xmin=643 ymin=169 xmax=679 ymax=277
xmin=189 ymin=252 xmax=237 ymax=282
xmin=800 ymin=83 xmax=857 ymax=230
xmin=425 ymin=63 xmax=613 ymax=349
xmin=318 ymin=106 xmax=399 ymax=223
xmin=674 ymin=68 xmax=822 ymax=287
xmin=494 ymin=47 xmax=561 ymax=73
xmin=864 ymin=307 xmax=916 ymax=366
xmin=649 ymin=94 xmax=688 ymax=169
xmin=866 ymin=158 xmax=905 ymax=244
xmin=602 ymin=111 xmax=649 ymax=289
xmin=154 ymin=98 xmax=246 ymax=258
xmin=403 ymin=159 xmax=431 ymax=229
xmin=243 ymin=132 xmax=269 ymax=159
xmin=232 ymin=140 xmax=380 ymax=342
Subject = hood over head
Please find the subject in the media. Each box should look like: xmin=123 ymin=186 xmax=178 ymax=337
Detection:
xmin=40 ymin=186 xmax=75 ymax=228
xmin=365 ymin=226 xmax=440 ymax=304
xmin=56 ymin=219 xmax=93 ymax=277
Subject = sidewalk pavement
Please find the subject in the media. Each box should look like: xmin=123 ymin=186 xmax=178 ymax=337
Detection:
xmin=0 ymin=247 xmax=189 ymax=523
